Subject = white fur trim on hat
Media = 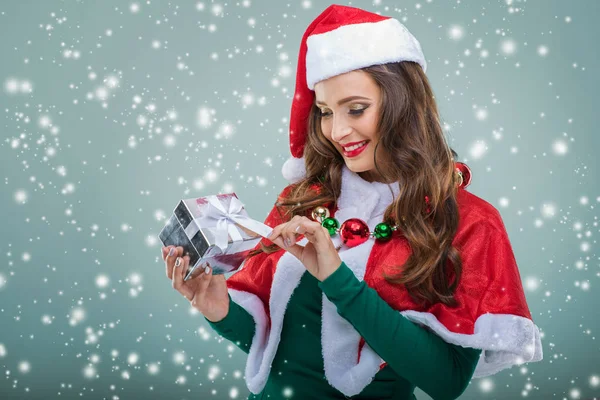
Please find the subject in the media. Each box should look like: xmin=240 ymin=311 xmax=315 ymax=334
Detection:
xmin=281 ymin=156 xmax=306 ymax=183
xmin=306 ymin=18 xmax=427 ymax=90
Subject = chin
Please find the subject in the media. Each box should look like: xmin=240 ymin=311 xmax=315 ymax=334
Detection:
xmin=344 ymin=162 xmax=371 ymax=173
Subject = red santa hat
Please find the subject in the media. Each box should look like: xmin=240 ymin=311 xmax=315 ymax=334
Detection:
xmin=282 ymin=3 xmax=427 ymax=183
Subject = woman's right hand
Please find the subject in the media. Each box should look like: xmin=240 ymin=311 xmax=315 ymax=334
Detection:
xmin=163 ymin=246 xmax=230 ymax=323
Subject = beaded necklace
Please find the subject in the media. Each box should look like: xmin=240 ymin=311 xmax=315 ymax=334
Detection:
xmin=309 ymin=162 xmax=471 ymax=249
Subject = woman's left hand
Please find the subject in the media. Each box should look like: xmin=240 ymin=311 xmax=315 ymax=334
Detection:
xmin=267 ymin=215 xmax=343 ymax=282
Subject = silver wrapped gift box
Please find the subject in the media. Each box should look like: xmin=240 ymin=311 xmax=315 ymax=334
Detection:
xmin=158 ymin=192 xmax=273 ymax=280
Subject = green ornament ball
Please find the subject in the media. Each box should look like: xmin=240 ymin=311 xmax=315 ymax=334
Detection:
xmin=321 ymin=217 xmax=340 ymax=236
xmin=373 ymin=222 xmax=393 ymax=241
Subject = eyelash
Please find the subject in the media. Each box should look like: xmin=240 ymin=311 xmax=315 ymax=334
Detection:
xmin=319 ymin=108 xmax=366 ymax=118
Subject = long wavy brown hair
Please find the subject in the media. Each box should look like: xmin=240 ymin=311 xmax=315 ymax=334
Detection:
xmin=247 ymin=61 xmax=463 ymax=308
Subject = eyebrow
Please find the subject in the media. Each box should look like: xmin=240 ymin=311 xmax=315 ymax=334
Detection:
xmin=315 ymin=95 xmax=371 ymax=106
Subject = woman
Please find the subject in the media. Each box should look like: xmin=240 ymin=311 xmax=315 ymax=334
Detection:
xmin=163 ymin=4 xmax=543 ymax=399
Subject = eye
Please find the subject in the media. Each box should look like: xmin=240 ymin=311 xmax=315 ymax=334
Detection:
xmin=319 ymin=107 xmax=366 ymax=118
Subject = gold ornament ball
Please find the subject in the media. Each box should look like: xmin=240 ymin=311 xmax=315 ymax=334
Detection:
xmin=311 ymin=206 xmax=330 ymax=222
xmin=455 ymin=170 xmax=463 ymax=187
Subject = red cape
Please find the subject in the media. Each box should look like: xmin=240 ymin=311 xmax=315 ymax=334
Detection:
xmin=224 ymin=168 xmax=543 ymax=396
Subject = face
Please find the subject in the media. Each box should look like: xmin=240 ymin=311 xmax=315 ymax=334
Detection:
xmin=314 ymin=70 xmax=384 ymax=182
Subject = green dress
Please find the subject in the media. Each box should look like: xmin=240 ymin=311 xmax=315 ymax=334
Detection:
xmin=207 ymin=261 xmax=481 ymax=399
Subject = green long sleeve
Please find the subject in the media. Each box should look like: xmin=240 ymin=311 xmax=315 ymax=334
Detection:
xmin=203 ymin=262 xmax=482 ymax=399
xmin=205 ymin=293 xmax=256 ymax=354
xmin=318 ymin=261 xmax=482 ymax=400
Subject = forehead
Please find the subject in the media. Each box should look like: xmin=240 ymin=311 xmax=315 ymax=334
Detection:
xmin=314 ymin=70 xmax=378 ymax=104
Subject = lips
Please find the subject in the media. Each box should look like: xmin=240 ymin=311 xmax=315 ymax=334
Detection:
xmin=342 ymin=140 xmax=367 ymax=149
xmin=342 ymin=140 xmax=369 ymax=157
xmin=342 ymin=140 xmax=369 ymax=151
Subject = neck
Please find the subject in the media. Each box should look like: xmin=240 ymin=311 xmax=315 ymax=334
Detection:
xmin=358 ymin=170 xmax=396 ymax=184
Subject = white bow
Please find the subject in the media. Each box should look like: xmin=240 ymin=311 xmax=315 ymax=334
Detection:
xmin=184 ymin=195 xmax=273 ymax=252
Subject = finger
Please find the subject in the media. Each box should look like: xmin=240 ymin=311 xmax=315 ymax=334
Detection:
xmin=267 ymin=223 xmax=284 ymax=242
xmin=162 ymin=246 xmax=172 ymax=261
xmin=172 ymin=256 xmax=183 ymax=289
xmin=178 ymin=254 xmax=189 ymax=280
xmin=279 ymin=220 xmax=305 ymax=256
xmin=163 ymin=245 xmax=180 ymax=259
xmin=311 ymin=221 xmax=333 ymax=246
xmin=166 ymin=246 xmax=182 ymax=279
xmin=302 ymin=229 xmax=316 ymax=241
xmin=269 ymin=235 xmax=286 ymax=250
xmin=173 ymin=255 xmax=193 ymax=301
xmin=296 ymin=219 xmax=330 ymax=247
xmin=274 ymin=234 xmax=303 ymax=259
xmin=268 ymin=220 xmax=295 ymax=245
xmin=191 ymin=262 xmax=212 ymax=305
xmin=282 ymin=216 xmax=304 ymax=247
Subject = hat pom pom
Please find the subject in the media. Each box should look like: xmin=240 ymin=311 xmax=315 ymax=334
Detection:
xmin=281 ymin=156 xmax=306 ymax=183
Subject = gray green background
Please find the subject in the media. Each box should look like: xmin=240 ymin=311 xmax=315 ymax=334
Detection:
xmin=1 ymin=0 xmax=598 ymax=399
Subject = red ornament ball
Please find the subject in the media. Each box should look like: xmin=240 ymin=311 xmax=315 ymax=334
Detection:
xmin=339 ymin=218 xmax=370 ymax=248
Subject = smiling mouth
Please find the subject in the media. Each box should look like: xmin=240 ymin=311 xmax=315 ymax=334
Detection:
xmin=342 ymin=140 xmax=369 ymax=157
xmin=342 ymin=140 xmax=369 ymax=151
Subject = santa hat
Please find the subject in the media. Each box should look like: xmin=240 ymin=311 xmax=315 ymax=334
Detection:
xmin=282 ymin=4 xmax=427 ymax=183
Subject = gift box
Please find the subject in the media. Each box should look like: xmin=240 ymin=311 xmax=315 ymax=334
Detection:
xmin=158 ymin=193 xmax=273 ymax=280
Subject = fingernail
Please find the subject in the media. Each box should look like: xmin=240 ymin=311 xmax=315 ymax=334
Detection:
xmin=285 ymin=238 xmax=291 ymax=247
xmin=267 ymin=230 xmax=273 ymax=238
xmin=205 ymin=266 xmax=211 ymax=274
xmin=168 ymin=247 xmax=175 ymax=257
xmin=175 ymin=257 xmax=181 ymax=267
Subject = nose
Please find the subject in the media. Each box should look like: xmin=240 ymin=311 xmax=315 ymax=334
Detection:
xmin=330 ymin=115 xmax=352 ymax=144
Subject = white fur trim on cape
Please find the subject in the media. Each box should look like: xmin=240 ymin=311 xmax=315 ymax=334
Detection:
xmin=226 ymin=289 xmax=270 ymax=394
xmin=399 ymin=311 xmax=543 ymax=378
xmin=230 ymin=164 xmax=543 ymax=396
xmin=281 ymin=155 xmax=306 ymax=184
xmin=232 ymin=165 xmax=400 ymax=396
xmin=306 ymin=18 xmax=427 ymax=90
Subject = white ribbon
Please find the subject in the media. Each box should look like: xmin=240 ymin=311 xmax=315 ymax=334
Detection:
xmin=184 ymin=195 xmax=273 ymax=252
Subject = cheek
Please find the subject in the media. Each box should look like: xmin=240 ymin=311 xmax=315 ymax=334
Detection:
xmin=361 ymin=113 xmax=379 ymax=139
xmin=320 ymin=119 xmax=332 ymax=137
